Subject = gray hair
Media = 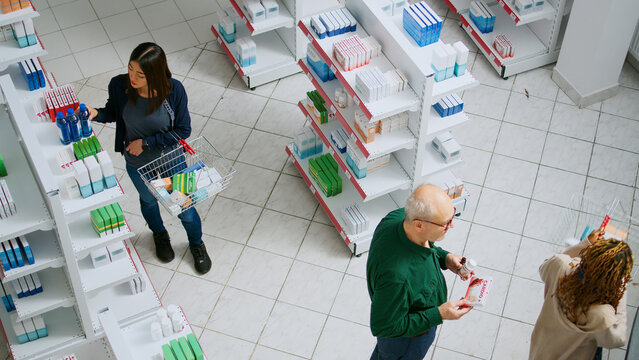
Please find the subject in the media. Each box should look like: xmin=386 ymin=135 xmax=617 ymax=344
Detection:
xmin=404 ymin=189 xmax=435 ymax=223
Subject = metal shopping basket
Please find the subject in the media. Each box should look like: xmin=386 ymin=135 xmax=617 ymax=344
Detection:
xmin=552 ymin=194 xmax=639 ymax=278
xmin=137 ymin=136 xmax=235 ymax=216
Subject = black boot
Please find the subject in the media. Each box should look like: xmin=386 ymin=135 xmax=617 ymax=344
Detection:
xmin=153 ymin=231 xmax=174 ymax=262
xmin=190 ymin=242 xmax=211 ymax=274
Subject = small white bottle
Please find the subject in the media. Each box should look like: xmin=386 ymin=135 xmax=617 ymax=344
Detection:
xmin=166 ymin=304 xmax=179 ymax=318
xmin=171 ymin=312 xmax=184 ymax=332
xmin=150 ymin=322 xmax=162 ymax=341
xmin=459 ymin=257 xmax=476 ymax=278
xmin=161 ymin=317 xmax=173 ymax=337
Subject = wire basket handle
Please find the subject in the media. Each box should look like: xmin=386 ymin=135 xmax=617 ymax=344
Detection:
xmin=163 ymin=100 xmax=195 ymax=155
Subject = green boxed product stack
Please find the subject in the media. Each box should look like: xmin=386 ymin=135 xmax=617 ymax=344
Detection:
xmin=172 ymin=172 xmax=197 ymax=194
xmin=73 ymin=136 xmax=102 ymax=160
xmin=309 ymin=153 xmax=342 ymax=197
xmin=90 ymin=203 xmax=125 ymax=237
xmin=0 ymin=154 xmax=6 ymax=177
xmin=161 ymin=334 xmax=203 ymax=360
xmin=307 ymin=90 xmax=328 ymax=124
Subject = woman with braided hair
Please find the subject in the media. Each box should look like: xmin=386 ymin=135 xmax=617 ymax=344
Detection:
xmin=530 ymin=228 xmax=633 ymax=359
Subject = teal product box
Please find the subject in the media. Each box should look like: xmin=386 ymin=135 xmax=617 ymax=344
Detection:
xmin=454 ymin=63 xmax=466 ymax=77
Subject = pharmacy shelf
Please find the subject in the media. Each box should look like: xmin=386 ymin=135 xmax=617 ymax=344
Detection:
xmin=298 ymin=101 xmax=413 ymax=201
xmin=0 ymin=5 xmax=39 ymax=27
xmin=426 ymin=107 xmax=469 ymax=135
xmin=421 ymin=143 xmax=463 ymax=178
xmin=0 ymin=306 xmax=84 ymax=360
xmin=432 ymin=72 xmax=478 ymax=99
xmin=496 ymin=0 xmax=555 ymax=25
xmin=298 ymin=19 xmax=421 ymax=121
xmin=2 ymin=230 xmax=64 ymax=283
xmin=44 ymin=338 xmax=115 ymax=360
xmin=444 ymin=0 xmax=471 ymax=13
xmin=0 ymin=35 xmax=46 ymax=71
xmin=286 ymin=144 xmax=398 ymax=255
xmin=12 ymin=268 xmax=75 ymax=322
xmin=229 ymin=0 xmax=295 ymax=35
xmin=121 ymin=307 xmax=208 ymax=360
xmin=459 ymin=4 xmax=547 ymax=69
xmin=299 ymin=60 xmax=417 ymax=159
xmin=211 ymin=14 xmax=298 ymax=87
xmin=61 ymin=184 xmax=127 ymax=218
xmin=68 ymin=211 xmax=134 ymax=260
xmin=77 ymin=248 xmax=137 ymax=294
xmin=0 ymin=109 xmax=53 ymax=243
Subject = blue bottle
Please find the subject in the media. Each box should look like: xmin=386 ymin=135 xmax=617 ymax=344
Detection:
xmin=56 ymin=111 xmax=71 ymax=145
xmin=78 ymin=103 xmax=92 ymax=138
xmin=66 ymin=108 xmax=81 ymax=143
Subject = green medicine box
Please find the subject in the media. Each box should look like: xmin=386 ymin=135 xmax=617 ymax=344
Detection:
xmin=170 ymin=339 xmax=187 ymax=360
xmin=90 ymin=209 xmax=107 ymax=235
xmin=178 ymin=337 xmax=195 ymax=360
xmin=186 ymin=334 xmax=204 ymax=360
xmin=90 ymin=136 xmax=102 ymax=153
xmin=105 ymin=205 xmax=117 ymax=234
xmin=162 ymin=344 xmax=176 ymax=360
xmin=111 ymin=203 xmax=125 ymax=231
xmin=97 ymin=207 xmax=112 ymax=233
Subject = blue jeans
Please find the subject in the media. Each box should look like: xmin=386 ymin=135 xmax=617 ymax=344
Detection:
xmin=370 ymin=327 xmax=436 ymax=360
xmin=126 ymin=164 xmax=202 ymax=246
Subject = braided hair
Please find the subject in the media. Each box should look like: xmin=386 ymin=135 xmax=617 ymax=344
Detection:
xmin=556 ymin=238 xmax=633 ymax=324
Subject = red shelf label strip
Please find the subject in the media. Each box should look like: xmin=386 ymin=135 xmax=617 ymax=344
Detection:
xmin=210 ymin=25 xmax=245 ymax=77
xmin=460 ymin=17 xmax=502 ymax=68
xmin=229 ymin=0 xmax=255 ymax=33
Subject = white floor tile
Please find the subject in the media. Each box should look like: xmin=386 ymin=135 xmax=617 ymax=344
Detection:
xmin=346 ymin=252 xmax=367 ymax=279
xmin=494 ymin=122 xmax=546 ymax=163
xmin=514 ymin=237 xmax=557 ymax=282
xmin=75 ymin=43 xmax=123 ymax=78
xmin=464 ymin=224 xmax=521 ymax=273
xmin=484 ymin=154 xmax=538 ymax=197
xmin=449 ymin=266 xmax=511 ymax=316
xmin=541 ymin=133 xmax=593 ymax=175
xmin=266 ymin=174 xmax=318 ymax=220
xmin=84 ymin=67 xmax=124 ymax=90
xmin=455 ymin=146 xmax=491 ymax=185
xmin=141 ymin=262 xmax=174 ymax=297
xmin=199 ymin=118 xmax=251 ymax=160
xmin=203 ymin=196 xmax=261 ymax=244
xmin=134 ymin=225 xmax=190 ymax=270
xmin=112 ymin=32 xmax=155 ymax=64
xmin=549 ymin=102 xmax=600 ymax=142
xmin=502 ymin=276 xmax=544 ymax=325
xmin=470 ymin=55 xmax=513 ymax=91
xmin=330 ymin=275 xmax=370 ymax=326
xmin=583 ymin=177 xmax=635 ymax=213
xmin=182 ymin=77 xmax=225 ymax=116
xmin=602 ymin=86 xmax=639 ymax=121
xmin=270 ymin=73 xmax=314 ymax=104
xmin=40 ymin=31 xmax=71 ymax=60
xmin=166 ymin=47 xmax=202 ymax=77
xmin=42 ymin=55 xmax=84 ymax=84
xmin=473 ymin=188 xmax=530 ymax=235
xmin=48 ymin=0 xmax=75 ymax=6
xmin=313 ymin=316 xmax=376 ymax=360
xmin=132 ymin=0 xmax=163 ymax=7
xmin=101 ymin=10 xmax=147 ymax=42
xmin=199 ymin=330 xmax=255 ymax=360
xmin=619 ymin=61 xmax=639 ymax=90
xmin=596 ymin=113 xmax=639 ymax=153
xmin=252 ymin=346 xmax=304 ymax=360
xmin=206 ymin=287 xmax=274 ymax=342
xmin=76 ymin=84 xmax=108 ymax=108
xmin=188 ymin=14 xmax=218 ymax=44
xmin=458 ymin=182 xmax=481 ymax=222
xmin=248 ymin=210 xmax=309 ymax=258
xmin=177 ymin=235 xmax=243 ymax=285
xmin=175 ymin=0 xmax=219 ymax=20
xmin=512 ymin=68 xmax=558 ymax=101
xmin=138 ymin=0 xmax=184 ymax=30
xmin=437 ymin=310 xmax=501 ymax=359
xmin=454 ymin=114 xmax=500 ymax=152
xmin=237 ymin=130 xmax=291 ymax=171
xmin=62 ymin=20 xmax=110 ymax=52
xmin=503 ymin=92 xmax=554 ymax=131
xmin=228 ymin=247 xmax=292 ymax=299
xmin=462 ymin=84 xmax=510 ymax=120
xmin=161 ymin=272 xmax=223 ymax=326
xmin=491 ymin=318 xmax=534 ymax=360
xmin=188 ymin=50 xmax=237 ymax=87
xmin=33 ymin=8 xmax=60 ymax=35
xmin=523 ymin=200 xmax=567 ymax=243
xmin=255 ymin=99 xmax=306 ymax=138
xmin=439 ymin=18 xmax=478 ymax=53
xmin=189 ymin=113 xmax=208 ymax=137
xmin=90 ymin=0 xmax=135 ymax=18
xmin=589 ymin=144 xmax=639 ymax=187
xmin=222 ymin=162 xmax=279 ymax=206
xmin=532 ymin=166 xmax=586 ymax=207
xmin=442 ymin=218 xmax=470 ymax=257
xmin=259 ymin=302 xmax=326 ymax=359
xmin=212 ymin=88 xmax=267 ymax=127
xmin=279 ymin=261 xmax=342 ymax=314
xmin=432 ymin=347 xmax=476 ymax=360
xmin=228 ymin=73 xmax=277 ymax=97
xmin=51 ymin=0 xmax=97 ymax=29
xmin=297 ymin=222 xmax=352 ymax=272
xmin=151 ymin=21 xmax=199 ymax=54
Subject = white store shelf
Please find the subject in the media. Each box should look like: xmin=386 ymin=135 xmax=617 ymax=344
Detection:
xmin=0 ymin=36 xmax=46 ymax=71
xmin=43 ymin=338 xmax=114 ymax=360
xmin=0 ymin=6 xmax=39 ymax=27
xmin=229 ymin=0 xmax=294 ymax=35
xmin=421 ymin=143 xmax=463 ymax=178
xmin=443 ymin=0 xmax=472 ymax=13
xmin=0 ymin=306 xmax=84 ymax=360
xmin=299 ymin=60 xmax=417 ymax=159
xmin=2 ymin=230 xmax=64 ymax=283
xmin=432 ymin=72 xmax=478 ymax=99
xmin=69 ymin=208 xmax=134 ymax=260
xmin=495 ymin=0 xmax=555 ymax=25
xmin=286 ymin=144 xmax=399 ymax=254
xmin=12 ymin=267 xmax=75 ymax=322
xmin=60 ymin=185 xmax=127 ymax=218
xmin=426 ymin=107 xmax=470 ymax=135
xmin=298 ymin=19 xmax=421 ymax=121
xmin=78 ymin=248 xmax=137 ymax=294
xmin=0 ymin=110 xmax=53 ymax=243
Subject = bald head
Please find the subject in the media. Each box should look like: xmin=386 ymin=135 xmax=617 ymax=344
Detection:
xmin=405 ymin=184 xmax=454 ymax=224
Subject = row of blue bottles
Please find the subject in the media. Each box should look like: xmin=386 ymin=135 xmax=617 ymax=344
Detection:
xmin=78 ymin=104 xmax=92 ymax=138
xmin=66 ymin=108 xmax=81 ymax=143
xmin=56 ymin=111 xmax=71 ymax=145
xmin=56 ymin=104 xmax=93 ymax=145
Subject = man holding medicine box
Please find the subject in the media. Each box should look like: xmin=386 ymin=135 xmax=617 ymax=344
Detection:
xmin=367 ymin=184 xmax=472 ymax=360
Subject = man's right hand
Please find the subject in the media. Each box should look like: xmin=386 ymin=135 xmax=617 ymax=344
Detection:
xmin=86 ymin=105 xmax=98 ymax=121
xmin=439 ymin=299 xmax=472 ymax=320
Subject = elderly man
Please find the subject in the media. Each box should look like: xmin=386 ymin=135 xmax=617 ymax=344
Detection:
xmin=366 ymin=184 xmax=472 ymax=360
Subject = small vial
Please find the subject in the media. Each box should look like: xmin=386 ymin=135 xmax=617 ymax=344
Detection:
xmin=56 ymin=111 xmax=71 ymax=145
xmin=156 ymin=308 xmax=168 ymax=321
xmin=459 ymin=257 xmax=476 ymax=278
xmin=166 ymin=304 xmax=178 ymax=318
xmin=78 ymin=104 xmax=92 ymax=138
xmin=66 ymin=108 xmax=81 ymax=143
xmin=161 ymin=317 xmax=173 ymax=337
xmin=171 ymin=312 xmax=184 ymax=332
xmin=150 ymin=321 xmax=162 ymax=341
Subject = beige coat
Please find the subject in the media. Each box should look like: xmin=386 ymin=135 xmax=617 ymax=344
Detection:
xmin=529 ymin=238 xmax=627 ymax=360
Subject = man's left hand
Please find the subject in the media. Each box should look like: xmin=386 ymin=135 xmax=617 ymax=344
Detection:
xmin=446 ymin=254 xmax=473 ymax=280
xmin=126 ymin=139 xmax=144 ymax=156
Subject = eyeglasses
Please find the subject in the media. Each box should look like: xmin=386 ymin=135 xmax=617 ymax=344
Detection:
xmin=416 ymin=207 xmax=456 ymax=231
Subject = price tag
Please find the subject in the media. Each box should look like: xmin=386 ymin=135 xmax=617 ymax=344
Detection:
xmin=310 ymin=185 xmax=316 ymax=194
xmin=510 ymin=13 xmax=516 ymax=21
xmin=330 ymin=105 xmax=336 ymax=113
xmin=329 ymin=147 xmax=334 ymax=155
xmin=217 ymin=37 xmax=222 ymax=44
xmin=489 ymin=54 xmax=495 ymax=61
xmin=307 ymin=33 xmax=313 ymax=42
xmin=306 ymin=115 xmax=311 ymax=122
xmin=306 ymin=72 xmax=313 ymax=81
xmin=330 ymin=65 xmax=337 ymax=73
xmin=353 ymin=96 xmax=360 ymax=105
xmin=234 ymin=63 xmax=239 ymax=70
xmin=340 ymin=231 xmax=346 ymax=239
xmin=245 ymin=17 xmax=249 ymax=26
xmin=345 ymin=171 xmax=352 ymax=180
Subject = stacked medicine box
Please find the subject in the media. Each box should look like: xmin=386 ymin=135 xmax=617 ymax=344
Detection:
xmin=402 ymin=1 xmax=442 ymax=46
xmin=310 ymin=8 xmax=357 ymax=38
xmin=469 ymin=1 xmax=495 ymax=33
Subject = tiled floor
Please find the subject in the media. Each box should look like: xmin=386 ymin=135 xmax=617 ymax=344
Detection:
xmin=20 ymin=0 xmax=639 ymax=359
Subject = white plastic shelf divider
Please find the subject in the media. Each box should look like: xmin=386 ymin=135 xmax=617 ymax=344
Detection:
xmin=2 ymin=230 xmax=64 ymax=283
xmin=12 ymin=267 xmax=75 ymax=322
xmin=211 ymin=13 xmax=296 ymax=79
xmin=496 ymin=0 xmax=555 ymax=25
xmin=0 ymin=109 xmax=53 ymax=243
xmin=286 ymin=144 xmax=399 ymax=254
xmin=69 ymin=210 xmax=134 ymax=260
xmin=229 ymin=0 xmax=294 ymax=35
xmin=77 ymin=247 xmax=137 ymax=294
xmin=459 ymin=4 xmax=547 ymax=69
xmin=421 ymin=143 xmax=463 ymax=178
xmin=299 ymin=59 xmax=417 ymax=159
xmin=298 ymin=19 xmax=421 ymax=121
xmin=426 ymin=107 xmax=469 ymax=135
xmin=298 ymin=101 xmax=412 ymax=201
xmin=121 ymin=307 xmax=207 ymax=360
xmin=0 ymin=306 xmax=84 ymax=360
xmin=0 ymin=35 xmax=46 ymax=71
xmin=0 ymin=5 xmax=39 ymax=27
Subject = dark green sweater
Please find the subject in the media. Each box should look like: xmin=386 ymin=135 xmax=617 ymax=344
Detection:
xmin=366 ymin=208 xmax=449 ymax=338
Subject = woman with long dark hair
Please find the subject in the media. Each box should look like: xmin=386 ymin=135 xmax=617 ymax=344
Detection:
xmin=85 ymin=42 xmax=211 ymax=274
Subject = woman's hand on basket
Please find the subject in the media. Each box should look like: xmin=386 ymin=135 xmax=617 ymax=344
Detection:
xmin=126 ymin=139 xmax=144 ymax=156
xmin=587 ymin=228 xmax=605 ymax=245
xmin=86 ymin=105 xmax=98 ymax=121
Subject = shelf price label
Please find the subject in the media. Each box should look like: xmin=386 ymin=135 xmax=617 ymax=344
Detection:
xmin=305 ymin=71 xmax=313 ymax=81
xmin=353 ymin=96 xmax=360 ymax=105
xmin=330 ymin=105 xmax=336 ymax=113
xmin=330 ymin=65 xmax=337 ymax=74
xmin=233 ymin=63 xmax=239 ymax=71
xmin=306 ymin=115 xmax=311 ymax=122
xmin=310 ymin=185 xmax=316 ymax=194
xmin=217 ymin=37 xmax=222 ymax=44
xmin=307 ymin=33 xmax=313 ymax=42
xmin=339 ymin=231 xmax=346 ymax=239
xmin=328 ymin=147 xmax=335 ymax=155
xmin=345 ymin=171 xmax=351 ymax=180
xmin=510 ymin=13 xmax=517 ymax=21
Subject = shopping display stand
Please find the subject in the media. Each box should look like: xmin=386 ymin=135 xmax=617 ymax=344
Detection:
xmin=445 ymin=0 xmax=570 ymax=78
xmin=0 ymin=3 xmax=46 ymax=71
xmin=287 ymin=0 xmax=478 ymax=256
